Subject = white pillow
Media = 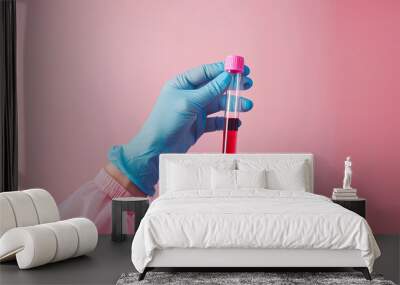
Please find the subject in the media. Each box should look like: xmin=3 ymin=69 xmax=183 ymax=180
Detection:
xmin=238 ymin=159 xmax=307 ymax=191
xmin=236 ymin=169 xmax=267 ymax=189
xmin=211 ymin=168 xmax=236 ymax=190
xmin=211 ymin=169 xmax=268 ymax=190
xmin=167 ymin=160 xmax=235 ymax=192
xmin=167 ymin=163 xmax=210 ymax=191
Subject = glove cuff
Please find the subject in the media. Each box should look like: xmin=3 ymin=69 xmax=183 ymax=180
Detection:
xmin=107 ymin=145 xmax=157 ymax=196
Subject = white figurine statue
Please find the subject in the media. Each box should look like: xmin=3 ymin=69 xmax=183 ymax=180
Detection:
xmin=342 ymin=156 xmax=352 ymax=189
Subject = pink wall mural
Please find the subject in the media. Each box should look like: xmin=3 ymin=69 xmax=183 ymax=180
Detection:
xmin=16 ymin=0 xmax=400 ymax=233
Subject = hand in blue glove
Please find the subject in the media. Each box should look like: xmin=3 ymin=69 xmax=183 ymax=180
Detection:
xmin=108 ymin=61 xmax=254 ymax=195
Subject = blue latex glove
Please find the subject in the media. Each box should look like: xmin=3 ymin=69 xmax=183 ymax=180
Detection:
xmin=108 ymin=61 xmax=254 ymax=195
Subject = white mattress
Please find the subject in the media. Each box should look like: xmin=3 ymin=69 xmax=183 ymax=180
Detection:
xmin=131 ymin=190 xmax=380 ymax=273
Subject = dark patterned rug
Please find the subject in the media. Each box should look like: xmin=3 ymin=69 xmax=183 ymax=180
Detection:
xmin=117 ymin=271 xmax=396 ymax=285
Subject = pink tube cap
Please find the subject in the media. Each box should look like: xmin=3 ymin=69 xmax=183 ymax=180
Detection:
xmin=224 ymin=55 xmax=244 ymax=73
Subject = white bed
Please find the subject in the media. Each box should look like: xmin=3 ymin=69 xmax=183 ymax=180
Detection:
xmin=131 ymin=153 xmax=380 ymax=280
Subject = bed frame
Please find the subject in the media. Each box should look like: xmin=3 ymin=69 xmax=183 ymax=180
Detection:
xmin=139 ymin=153 xmax=371 ymax=281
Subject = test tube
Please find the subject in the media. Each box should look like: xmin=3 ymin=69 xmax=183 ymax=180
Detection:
xmin=222 ymin=55 xmax=245 ymax=154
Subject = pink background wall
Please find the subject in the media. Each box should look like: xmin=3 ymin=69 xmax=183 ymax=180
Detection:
xmin=16 ymin=0 xmax=399 ymax=234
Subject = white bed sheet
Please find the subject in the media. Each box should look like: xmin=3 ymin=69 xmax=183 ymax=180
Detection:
xmin=131 ymin=190 xmax=380 ymax=273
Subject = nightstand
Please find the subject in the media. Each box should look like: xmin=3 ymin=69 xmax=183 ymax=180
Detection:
xmin=112 ymin=197 xmax=149 ymax=242
xmin=332 ymin=198 xmax=366 ymax=218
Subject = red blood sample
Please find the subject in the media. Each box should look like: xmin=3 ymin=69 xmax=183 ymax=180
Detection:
xmin=222 ymin=118 xmax=239 ymax=153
